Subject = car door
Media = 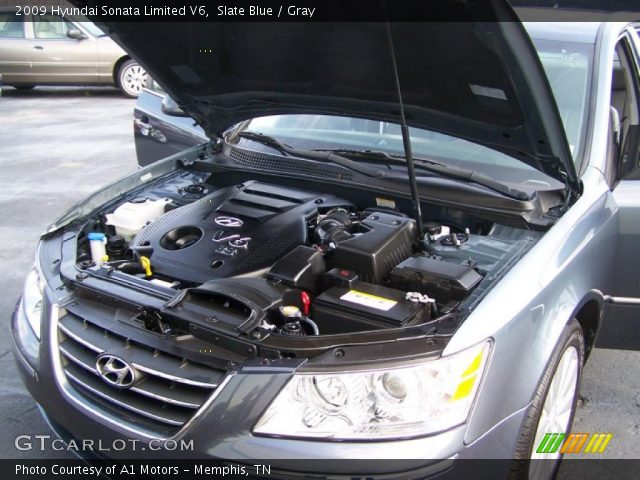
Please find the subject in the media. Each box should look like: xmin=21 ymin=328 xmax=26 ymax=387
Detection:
xmin=134 ymin=79 xmax=207 ymax=166
xmin=29 ymin=14 xmax=98 ymax=83
xmin=598 ymin=28 xmax=640 ymax=350
xmin=0 ymin=11 xmax=32 ymax=83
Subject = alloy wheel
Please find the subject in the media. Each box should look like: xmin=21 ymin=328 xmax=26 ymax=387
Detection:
xmin=529 ymin=345 xmax=579 ymax=480
xmin=121 ymin=63 xmax=147 ymax=97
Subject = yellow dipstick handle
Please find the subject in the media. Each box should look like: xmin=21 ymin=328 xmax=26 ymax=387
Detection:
xmin=140 ymin=256 xmax=152 ymax=277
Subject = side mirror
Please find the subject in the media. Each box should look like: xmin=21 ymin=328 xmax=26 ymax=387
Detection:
xmin=161 ymin=95 xmax=189 ymax=117
xmin=67 ymin=28 xmax=87 ymax=40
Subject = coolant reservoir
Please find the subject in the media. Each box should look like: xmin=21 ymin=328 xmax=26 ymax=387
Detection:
xmin=105 ymin=197 xmax=171 ymax=241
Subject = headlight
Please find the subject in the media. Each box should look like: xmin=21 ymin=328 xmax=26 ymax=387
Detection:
xmin=253 ymin=340 xmax=491 ymax=440
xmin=21 ymin=265 xmax=45 ymax=340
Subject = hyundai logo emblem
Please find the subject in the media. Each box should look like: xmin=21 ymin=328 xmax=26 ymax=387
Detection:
xmin=215 ymin=216 xmax=243 ymax=228
xmin=95 ymin=354 xmax=136 ymax=389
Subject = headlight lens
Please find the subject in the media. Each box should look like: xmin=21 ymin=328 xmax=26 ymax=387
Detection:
xmin=253 ymin=341 xmax=491 ymax=440
xmin=21 ymin=265 xmax=45 ymax=340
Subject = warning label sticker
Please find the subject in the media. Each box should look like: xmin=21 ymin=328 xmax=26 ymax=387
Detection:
xmin=375 ymin=197 xmax=396 ymax=209
xmin=340 ymin=290 xmax=397 ymax=311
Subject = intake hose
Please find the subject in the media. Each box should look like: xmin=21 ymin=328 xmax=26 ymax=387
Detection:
xmin=314 ymin=210 xmax=353 ymax=247
xmin=300 ymin=317 xmax=320 ymax=335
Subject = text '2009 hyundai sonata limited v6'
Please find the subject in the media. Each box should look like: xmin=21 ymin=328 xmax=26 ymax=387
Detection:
xmin=11 ymin=3 xmax=640 ymax=480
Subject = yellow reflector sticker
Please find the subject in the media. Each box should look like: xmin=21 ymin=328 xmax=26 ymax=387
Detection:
xmin=461 ymin=350 xmax=484 ymax=377
xmin=451 ymin=375 xmax=476 ymax=401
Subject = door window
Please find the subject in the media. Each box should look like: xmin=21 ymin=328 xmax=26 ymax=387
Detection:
xmin=0 ymin=12 xmax=25 ymax=38
xmin=33 ymin=15 xmax=72 ymax=39
xmin=610 ymin=35 xmax=640 ymax=181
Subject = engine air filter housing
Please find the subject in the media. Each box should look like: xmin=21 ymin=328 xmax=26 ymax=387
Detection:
xmin=332 ymin=212 xmax=415 ymax=283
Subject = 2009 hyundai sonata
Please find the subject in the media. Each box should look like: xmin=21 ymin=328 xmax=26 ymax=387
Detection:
xmin=11 ymin=3 xmax=640 ymax=479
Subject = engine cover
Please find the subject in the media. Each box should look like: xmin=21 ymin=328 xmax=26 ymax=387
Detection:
xmin=133 ymin=181 xmax=350 ymax=285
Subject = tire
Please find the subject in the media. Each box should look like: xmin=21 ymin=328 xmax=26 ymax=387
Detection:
xmin=116 ymin=59 xmax=147 ymax=98
xmin=15 ymin=85 xmax=36 ymax=90
xmin=511 ymin=319 xmax=585 ymax=480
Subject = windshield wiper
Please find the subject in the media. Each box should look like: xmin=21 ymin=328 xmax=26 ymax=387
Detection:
xmin=314 ymin=148 xmax=404 ymax=161
xmin=412 ymin=159 xmax=531 ymax=200
xmin=315 ymin=148 xmax=531 ymax=200
xmin=233 ymin=132 xmax=387 ymax=178
xmin=236 ymin=131 xmax=291 ymax=155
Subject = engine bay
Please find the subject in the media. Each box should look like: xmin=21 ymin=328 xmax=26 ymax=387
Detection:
xmin=73 ymin=171 xmax=540 ymax=344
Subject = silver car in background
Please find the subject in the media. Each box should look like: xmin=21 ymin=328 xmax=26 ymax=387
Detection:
xmin=0 ymin=9 xmax=146 ymax=97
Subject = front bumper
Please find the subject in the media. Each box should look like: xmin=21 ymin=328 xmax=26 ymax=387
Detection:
xmin=12 ymin=296 xmax=525 ymax=478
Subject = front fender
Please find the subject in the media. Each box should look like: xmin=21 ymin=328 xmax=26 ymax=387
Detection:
xmin=446 ymin=167 xmax=617 ymax=447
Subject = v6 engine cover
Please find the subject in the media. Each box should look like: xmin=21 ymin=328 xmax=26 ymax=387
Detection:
xmin=133 ymin=181 xmax=349 ymax=285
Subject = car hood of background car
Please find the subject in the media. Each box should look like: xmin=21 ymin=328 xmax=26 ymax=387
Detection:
xmin=74 ymin=0 xmax=579 ymax=192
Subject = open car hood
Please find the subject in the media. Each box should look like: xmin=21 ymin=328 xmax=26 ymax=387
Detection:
xmin=74 ymin=1 xmax=579 ymax=193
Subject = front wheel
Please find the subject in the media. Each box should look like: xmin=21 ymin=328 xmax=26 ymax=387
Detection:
xmin=116 ymin=59 xmax=147 ymax=98
xmin=512 ymin=319 xmax=585 ymax=480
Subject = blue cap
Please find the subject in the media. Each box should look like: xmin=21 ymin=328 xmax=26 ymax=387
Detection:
xmin=87 ymin=232 xmax=106 ymax=241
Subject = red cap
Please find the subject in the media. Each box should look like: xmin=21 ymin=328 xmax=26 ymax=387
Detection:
xmin=300 ymin=291 xmax=311 ymax=315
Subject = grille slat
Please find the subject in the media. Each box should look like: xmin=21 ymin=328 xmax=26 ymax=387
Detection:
xmin=130 ymin=378 xmax=204 ymax=409
xmin=59 ymin=340 xmax=207 ymax=409
xmin=58 ymin=322 xmax=102 ymax=353
xmin=60 ymin=342 xmax=98 ymax=372
xmin=64 ymin=364 xmax=188 ymax=426
xmin=57 ymin=313 xmax=226 ymax=435
xmin=58 ymin=315 xmax=222 ymax=388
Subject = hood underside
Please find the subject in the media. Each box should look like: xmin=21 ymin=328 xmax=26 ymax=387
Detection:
xmin=73 ymin=0 xmax=578 ymax=191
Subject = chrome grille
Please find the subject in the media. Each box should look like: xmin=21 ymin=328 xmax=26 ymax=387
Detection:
xmin=57 ymin=312 xmax=225 ymax=435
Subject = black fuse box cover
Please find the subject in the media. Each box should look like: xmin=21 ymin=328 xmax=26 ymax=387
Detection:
xmin=267 ymin=245 xmax=325 ymax=294
xmin=311 ymin=281 xmax=429 ymax=334
xmin=390 ymin=255 xmax=482 ymax=303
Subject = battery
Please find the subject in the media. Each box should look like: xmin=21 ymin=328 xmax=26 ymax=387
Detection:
xmin=311 ymin=281 xmax=429 ymax=334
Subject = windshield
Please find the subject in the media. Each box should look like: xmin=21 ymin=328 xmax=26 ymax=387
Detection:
xmin=532 ymin=37 xmax=593 ymax=164
xmin=236 ymin=36 xmax=592 ymax=191
xmin=74 ymin=20 xmax=105 ymax=37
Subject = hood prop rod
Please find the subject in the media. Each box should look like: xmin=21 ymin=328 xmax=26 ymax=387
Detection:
xmin=385 ymin=20 xmax=424 ymax=240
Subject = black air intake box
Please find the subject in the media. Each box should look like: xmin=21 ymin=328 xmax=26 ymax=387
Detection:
xmin=332 ymin=212 xmax=415 ymax=283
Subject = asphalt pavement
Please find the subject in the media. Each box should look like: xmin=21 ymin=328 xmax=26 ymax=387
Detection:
xmin=0 ymin=86 xmax=136 ymax=459
xmin=0 ymin=86 xmax=638 ymax=462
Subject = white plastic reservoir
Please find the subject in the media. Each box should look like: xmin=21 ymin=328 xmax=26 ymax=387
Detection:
xmin=105 ymin=197 xmax=171 ymax=241
xmin=88 ymin=232 xmax=107 ymax=266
